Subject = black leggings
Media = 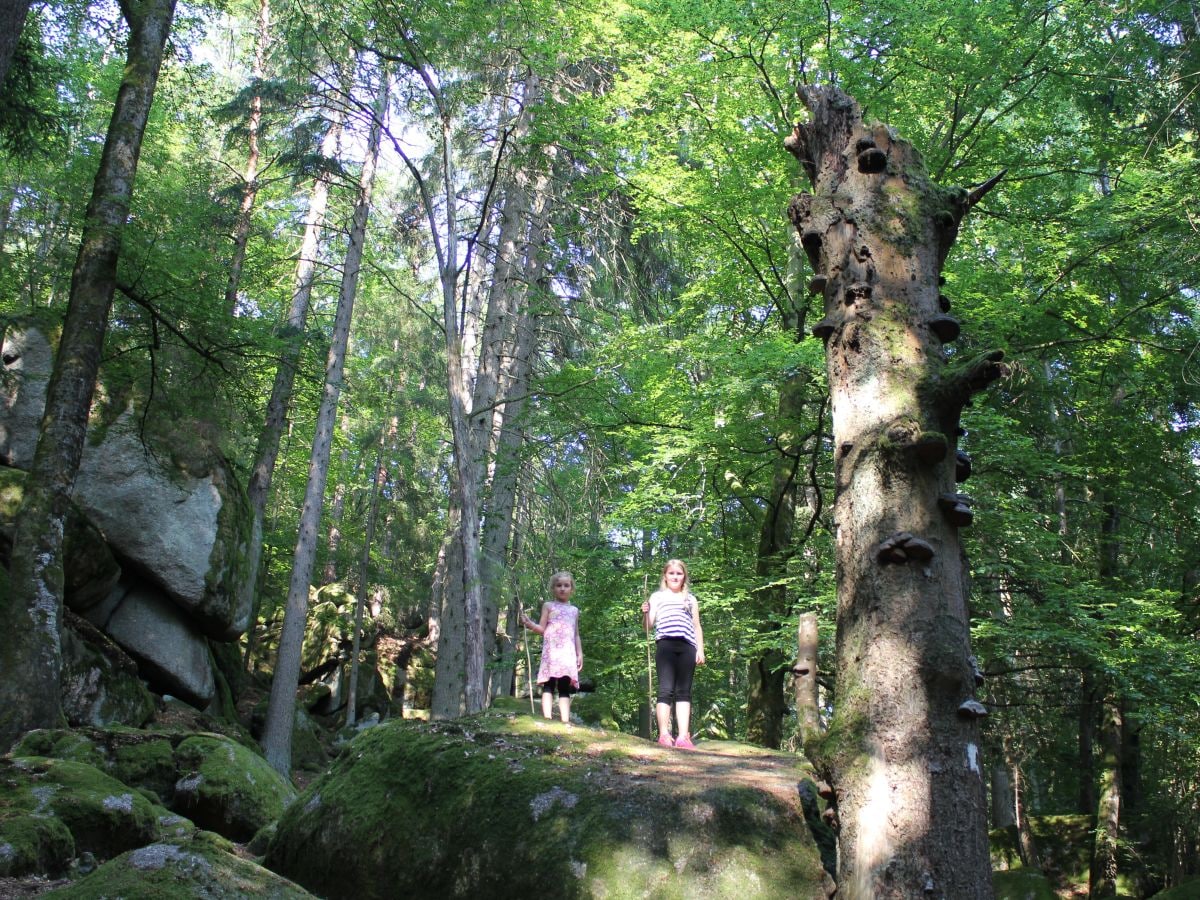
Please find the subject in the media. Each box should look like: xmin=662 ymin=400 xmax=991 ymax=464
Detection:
xmin=540 ymin=676 xmax=576 ymax=698
xmin=655 ymin=638 xmax=697 ymax=704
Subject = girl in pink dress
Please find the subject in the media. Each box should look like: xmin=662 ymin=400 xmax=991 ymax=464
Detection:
xmin=521 ymin=571 xmax=583 ymax=723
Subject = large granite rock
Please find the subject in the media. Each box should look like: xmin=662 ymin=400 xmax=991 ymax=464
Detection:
xmin=60 ymin=613 xmax=157 ymax=729
xmin=83 ymin=578 xmax=217 ymax=708
xmin=0 ymin=323 xmax=255 ymax=715
xmin=73 ymin=412 xmax=253 ymax=640
xmin=13 ymin=727 xmax=295 ymax=845
xmin=0 ymin=755 xmax=172 ymax=877
xmin=49 ymin=831 xmax=316 ymax=899
xmin=266 ymin=703 xmax=834 ymax=899
xmin=0 ymin=324 xmax=51 ymax=469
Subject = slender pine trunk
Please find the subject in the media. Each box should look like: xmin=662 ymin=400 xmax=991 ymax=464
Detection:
xmin=261 ymin=69 xmax=385 ymax=774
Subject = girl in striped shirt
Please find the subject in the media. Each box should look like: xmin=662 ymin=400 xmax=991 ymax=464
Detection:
xmin=641 ymin=559 xmax=706 ymax=748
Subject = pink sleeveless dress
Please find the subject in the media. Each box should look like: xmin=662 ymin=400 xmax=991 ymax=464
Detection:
xmin=536 ymin=602 xmax=580 ymax=688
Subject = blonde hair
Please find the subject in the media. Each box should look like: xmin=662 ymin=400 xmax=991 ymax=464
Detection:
xmin=659 ymin=559 xmax=689 ymax=591
xmin=548 ymin=570 xmax=575 ymax=593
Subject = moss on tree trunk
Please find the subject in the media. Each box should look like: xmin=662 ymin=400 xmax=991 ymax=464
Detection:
xmin=785 ymin=84 xmax=1006 ymax=899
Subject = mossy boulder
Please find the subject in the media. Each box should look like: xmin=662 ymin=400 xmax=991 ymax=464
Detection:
xmin=11 ymin=726 xmax=292 ymax=844
xmin=265 ymin=705 xmax=832 ymax=899
xmin=1155 ymin=878 xmax=1200 ymax=899
xmin=0 ymin=757 xmax=167 ymax=877
xmin=172 ymin=734 xmax=296 ymax=841
xmin=992 ymin=867 xmax=1057 ymax=900
xmin=47 ymin=829 xmax=316 ymax=898
xmin=15 ymin=727 xmax=182 ymax=805
xmin=60 ymin=613 xmax=157 ymax=729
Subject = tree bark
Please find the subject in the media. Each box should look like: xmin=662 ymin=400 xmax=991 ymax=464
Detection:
xmin=261 ymin=70 xmax=384 ymax=774
xmin=222 ymin=0 xmax=270 ymax=316
xmin=1089 ymin=695 xmax=1123 ymax=898
xmin=427 ymin=66 xmax=542 ymax=716
xmin=793 ymin=611 xmax=821 ymax=747
xmin=242 ymin=85 xmax=346 ymax=648
xmin=347 ymin=434 xmax=386 ymax=726
xmin=786 ymin=84 xmax=1002 ymax=899
xmin=0 ymin=0 xmax=176 ymax=752
xmin=0 ymin=0 xmax=32 ymax=89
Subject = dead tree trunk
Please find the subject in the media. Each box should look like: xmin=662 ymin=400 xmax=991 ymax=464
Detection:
xmin=785 ymin=84 xmax=1004 ymax=899
xmin=793 ymin=611 xmax=821 ymax=747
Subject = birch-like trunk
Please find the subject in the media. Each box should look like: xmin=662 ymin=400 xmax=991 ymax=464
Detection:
xmin=261 ymin=72 xmax=384 ymax=774
xmin=222 ymin=0 xmax=269 ymax=316
xmin=785 ymin=85 xmax=1004 ymax=899
xmin=430 ymin=69 xmax=542 ymax=717
xmin=0 ymin=0 xmax=177 ymax=751
xmin=793 ymin=611 xmax=821 ymax=747
xmin=241 ymin=87 xmax=346 ymax=654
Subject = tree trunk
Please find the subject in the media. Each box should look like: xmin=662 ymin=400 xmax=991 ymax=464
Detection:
xmin=261 ymin=71 xmax=384 ymax=774
xmin=0 ymin=0 xmax=32 ymax=89
xmin=793 ymin=611 xmax=821 ymax=747
xmin=347 ymin=434 xmax=386 ymax=726
xmin=222 ymin=0 xmax=269 ymax=316
xmin=990 ymin=762 xmax=1015 ymax=830
xmin=480 ymin=140 xmax=552 ymax=698
xmin=1012 ymin=760 xmax=1043 ymax=871
xmin=0 ymin=0 xmax=176 ymax=752
xmin=242 ymin=89 xmax=346 ymax=646
xmin=786 ymin=84 xmax=1003 ymax=899
xmin=1089 ymin=695 xmax=1123 ymax=898
xmin=323 ymin=413 xmax=353 ymax=585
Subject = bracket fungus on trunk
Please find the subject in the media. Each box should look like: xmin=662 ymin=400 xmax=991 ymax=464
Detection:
xmin=784 ymin=83 xmax=1007 ymax=899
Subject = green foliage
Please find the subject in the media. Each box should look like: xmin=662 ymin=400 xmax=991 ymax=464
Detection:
xmin=4 ymin=0 xmax=1200 ymax=887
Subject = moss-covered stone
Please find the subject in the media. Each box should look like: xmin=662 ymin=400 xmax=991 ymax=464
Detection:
xmin=0 ymin=757 xmax=166 ymax=876
xmin=14 ymin=726 xmax=177 ymax=803
xmin=266 ymin=707 xmax=829 ymax=899
xmin=47 ymin=829 xmax=315 ymax=898
xmin=60 ymin=616 xmax=157 ymax=729
xmin=992 ymin=867 xmax=1057 ymax=900
xmin=1155 ymin=878 xmax=1200 ymax=899
xmin=0 ymin=808 xmax=75 ymax=878
xmin=172 ymin=734 xmax=296 ymax=841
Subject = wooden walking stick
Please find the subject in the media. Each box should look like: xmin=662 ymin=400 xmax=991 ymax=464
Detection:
xmin=644 ymin=574 xmax=653 ymax=714
xmin=522 ymin=603 xmax=535 ymax=717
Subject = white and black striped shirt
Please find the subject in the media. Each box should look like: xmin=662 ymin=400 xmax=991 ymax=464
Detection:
xmin=650 ymin=589 xmax=699 ymax=647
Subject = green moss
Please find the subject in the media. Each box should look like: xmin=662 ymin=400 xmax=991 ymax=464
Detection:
xmin=112 ymin=737 xmax=176 ymax=801
xmin=0 ymin=756 xmax=165 ymax=871
xmin=266 ymin=710 xmax=826 ymax=899
xmin=1155 ymin=878 xmax=1200 ymax=899
xmin=48 ymin=829 xmax=315 ymax=898
xmin=992 ymin=868 xmax=1057 ymax=900
xmin=0 ymin=811 xmax=75 ymax=878
xmin=172 ymin=734 xmax=296 ymax=842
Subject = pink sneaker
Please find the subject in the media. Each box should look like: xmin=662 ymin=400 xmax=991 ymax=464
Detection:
xmin=657 ymin=733 xmax=675 ymax=747
xmin=675 ymin=734 xmax=695 ymax=749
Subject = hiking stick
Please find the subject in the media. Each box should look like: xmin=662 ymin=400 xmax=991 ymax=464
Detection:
xmin=643 ymin=574 xmax=653 ymax=714
xmin=522 ymin=605 xmax=535 ymax=717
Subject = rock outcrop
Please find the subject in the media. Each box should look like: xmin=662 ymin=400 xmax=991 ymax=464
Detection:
xmin=0 ymin=322 xmax=253 ymax=713
xmin=266 ymin=703 xmax=835 ymax=899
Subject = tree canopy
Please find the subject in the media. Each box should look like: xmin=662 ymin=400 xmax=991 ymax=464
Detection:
xmin=2 ymin=0 xmax=1199 ymax=892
